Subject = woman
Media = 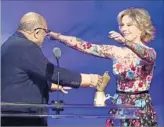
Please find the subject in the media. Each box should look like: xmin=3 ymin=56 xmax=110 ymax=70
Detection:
xmin=48 ymin=7 xmax=158 ymax=127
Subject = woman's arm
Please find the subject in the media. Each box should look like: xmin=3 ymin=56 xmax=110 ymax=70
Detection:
xmin=108 ymin=31 xmax=156 ymax=63
xmin=48 ymin=32 xmax=123 ymax=59
xmin=125 ymin=40 xmax=156 ymax=63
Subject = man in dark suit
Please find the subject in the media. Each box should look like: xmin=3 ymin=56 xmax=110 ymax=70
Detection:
xmin=1 ymin=12 xmax=110 ymax=126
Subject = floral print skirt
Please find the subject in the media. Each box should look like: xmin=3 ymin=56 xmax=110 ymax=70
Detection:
xmin=105 ymin=92 xmax=158 ymax=127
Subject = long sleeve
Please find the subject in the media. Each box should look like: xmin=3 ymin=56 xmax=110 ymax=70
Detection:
xmin=20 ymin=43 xmax=81 ymax=88
xmin=125 ymin=41 xmax=156 ymax=63
xmin=56 ymin=34 xmax=123 ymax=59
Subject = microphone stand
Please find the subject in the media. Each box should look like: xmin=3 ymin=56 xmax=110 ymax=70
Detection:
xmin=51 ymin=57 xmax=64 ymax=116
xmin=56 ymin=57 xmax=60 ymax=101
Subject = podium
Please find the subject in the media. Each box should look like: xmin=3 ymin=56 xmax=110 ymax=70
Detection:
xmin=1 ymin=102 xmax=139 ymax=126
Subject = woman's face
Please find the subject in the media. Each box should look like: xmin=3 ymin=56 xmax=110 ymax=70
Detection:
xmin=119 ymin=15 xmax=142 ymax=42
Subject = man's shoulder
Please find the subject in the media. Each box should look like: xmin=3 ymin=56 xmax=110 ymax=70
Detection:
xmin=2 ymin=35 xmax=39 ymax=57
xmin=3 ymin=34 xmax=37 ymax=49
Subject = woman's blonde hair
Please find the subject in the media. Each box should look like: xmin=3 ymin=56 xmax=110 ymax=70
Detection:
xmin=117 ymin=7 xmax=155 ymax=43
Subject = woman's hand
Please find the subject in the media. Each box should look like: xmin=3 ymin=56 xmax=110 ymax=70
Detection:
xmin=47 ymin=31 xmax=61 ymax=40
xmin=108 ymin=31 xmax=126 ymax=44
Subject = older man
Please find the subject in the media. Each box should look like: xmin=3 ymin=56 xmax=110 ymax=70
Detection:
xmin=1 ymin=12 xmax=110 ymax=126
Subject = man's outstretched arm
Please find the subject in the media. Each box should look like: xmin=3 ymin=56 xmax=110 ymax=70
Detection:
xmin=20 ymin=42 xmax=110 ymax=91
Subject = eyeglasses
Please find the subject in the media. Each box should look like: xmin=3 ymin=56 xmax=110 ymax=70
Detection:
xmin=34 ymin=28 xmax=51 ymax=34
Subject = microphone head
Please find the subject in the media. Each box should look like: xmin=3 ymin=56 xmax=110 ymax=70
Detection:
xmin=53 ymin=47 xmax=61 ymax=59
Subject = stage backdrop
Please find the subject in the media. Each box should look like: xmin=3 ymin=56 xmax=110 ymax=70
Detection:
xmin=1 ymin=0 xmax=164 ymax=126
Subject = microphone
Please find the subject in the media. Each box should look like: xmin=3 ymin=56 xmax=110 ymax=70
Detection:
xmin=53 ymin=47 xmax=61 ymax=67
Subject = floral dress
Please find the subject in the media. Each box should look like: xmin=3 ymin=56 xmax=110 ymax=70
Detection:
xmin=56 ymin=35 xmax=158 ymax=127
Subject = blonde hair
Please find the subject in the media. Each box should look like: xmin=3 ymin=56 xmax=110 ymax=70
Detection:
xmin=117 ymin=7 xmax=155 ymax=43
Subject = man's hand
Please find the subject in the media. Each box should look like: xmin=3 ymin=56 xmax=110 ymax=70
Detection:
xmin=51 ymin=83 xmax=72 ymax=94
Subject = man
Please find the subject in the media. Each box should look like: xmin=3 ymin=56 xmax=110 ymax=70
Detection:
xmin=1 ymin=12 xmax=110 ymax=126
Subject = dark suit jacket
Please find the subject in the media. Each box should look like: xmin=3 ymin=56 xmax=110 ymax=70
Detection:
xmin=1 ymin=32 xmax=81 ymax=114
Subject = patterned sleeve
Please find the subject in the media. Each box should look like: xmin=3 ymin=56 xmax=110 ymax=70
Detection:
xmin=57 ymin=34 xmax=123 ymax=59
xmin=125 ymin=41 xmax=156 ymax=63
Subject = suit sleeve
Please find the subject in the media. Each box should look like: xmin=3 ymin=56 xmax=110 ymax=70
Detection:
xmin=20 ymin=44 xmax=81 ymax=89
